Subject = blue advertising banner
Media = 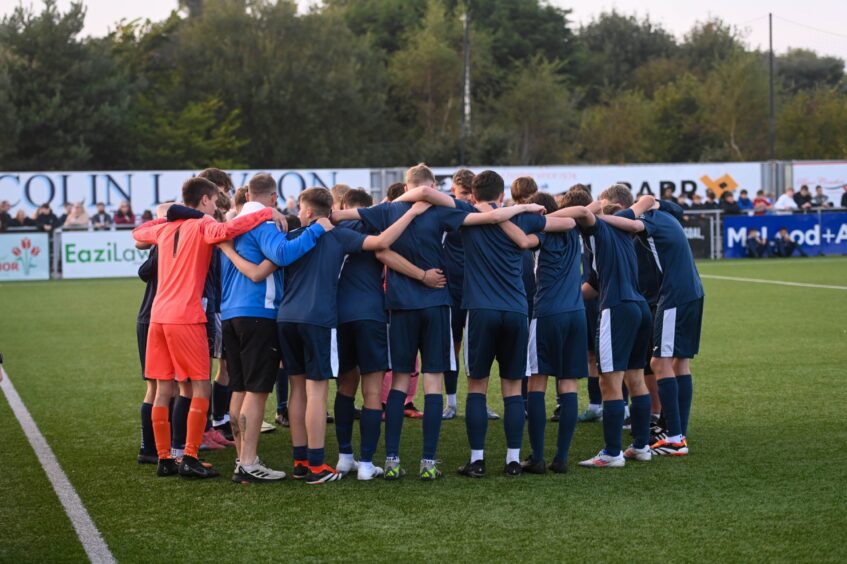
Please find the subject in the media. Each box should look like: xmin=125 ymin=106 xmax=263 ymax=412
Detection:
xmin=724 ymin=213 xmax=847 ymax=258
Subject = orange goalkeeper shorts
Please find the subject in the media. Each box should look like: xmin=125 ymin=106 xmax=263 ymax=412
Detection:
xmin=145 ymin=322 xmax=210 ymax=381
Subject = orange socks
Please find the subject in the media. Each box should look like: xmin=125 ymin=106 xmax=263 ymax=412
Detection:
xmin=151 ymin=406 xmax=171 ymax=460
xmin=184 ymin=397 xmax=210 ymax=459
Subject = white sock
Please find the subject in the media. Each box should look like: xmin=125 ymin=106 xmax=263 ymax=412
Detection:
xmin=359 ymin=461 xmax=374 ymax=472
xmin=624 ymin=405 xmax=630 ymax=418
xmin=213 ymin=414 xmax=230 ymax=426
xmin=171 ymin=448 xmax=184 ymax=458
xmin=506 ymin=448 xmax=521 ymax=464
xmin=666 ymin=434 xmax=683 ymax=444
xmin=339 ymin=453 xmax=354 ymax=464
xmin=447 ymin=394 xmax=457 ymax=408
xmin=588 ymin=403 xmax=602 ymax=412
xmin=471 ymin=449 xmax=484 ymax=461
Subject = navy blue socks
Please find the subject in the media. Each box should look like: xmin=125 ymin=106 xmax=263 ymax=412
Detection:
xmin=602 ymin=399 xmax=625 ymax=456
xmin=384 ymin=389 xmax=406 ymax=458
xmin=503 ymin=395 xmax=524 ymax=450
xmin=555 ymin=392 xmax=578 ymax=463
xmin=677 ymin=374 xmax=693 ymax=436
xmin=212 ymin=381 xmax=230 ymax=422
xmin=657 ymin=378 xmax=682 ymax=437
xmin=422 ymin=394 xmax=443 ymax=460
xmin=466 ymin=392 xmax=487 ymax=451
xmin=140 ymin=402 xmax=155 ymax=454
xmin=527 ymin=391 xmax=546 ymax=460
xmin=293 ymin=444 xmax=307 ymax=462
xmin=587 ymin=377 xmax=602 ymax=405
xmin=307 ymin=447 xmax=325 ymax=468
xmin=275 ymin=367 xmax=288 ymax=414
xmin=171 ymin=395 xmax=191 ymax=451
xmin=334 ymin=393 xmax=355 ymax=455
xmin=359 ymin=407 xmax=381 ymax=463
xmin=444 ymin=370 xmax=458 ymax=395
xmin=630 ymin=394 xmax=652 ymax=449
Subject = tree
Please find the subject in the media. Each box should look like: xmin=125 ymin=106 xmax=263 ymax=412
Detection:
xmin=681 ymin=18 xmax=745 ymax=73
xmin=778 ymin=87 xmax=847 ymax=159
xmin=0 ymin=0 xmax=134 ymax=169
xmin=486 ymin=56 xmax=576 ymax=165
xmin=778 ymin=49 xmax=845 ymax=94
xmin=575 ymin=90 xmax=658 ymax=163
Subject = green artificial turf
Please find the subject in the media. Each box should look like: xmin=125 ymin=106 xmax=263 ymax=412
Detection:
xmin=1 ymin=257 xmax=846 ymax=562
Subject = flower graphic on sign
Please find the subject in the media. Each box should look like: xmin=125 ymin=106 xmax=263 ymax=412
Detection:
xmin=12 ymin=237 xmax=41 ymax=276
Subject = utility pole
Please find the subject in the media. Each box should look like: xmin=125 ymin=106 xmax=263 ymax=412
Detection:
xmin=768 ymin=13 xmax=775 ymax=161
xmin=459 ymin=6 xmax=471 ymax=166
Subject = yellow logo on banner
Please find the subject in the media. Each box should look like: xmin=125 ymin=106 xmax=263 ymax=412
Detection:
xmin=700 ymin=174 xmax=738 ymax=198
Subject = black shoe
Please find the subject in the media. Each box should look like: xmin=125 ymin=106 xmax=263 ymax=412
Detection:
xmin=458 ymin=459 xmax=486 ymax=478
xmin=178 ymin=455 xmax=220 ymax=479
xmin=215 ymin=421 xmax=234 ymax=442
xmin=156 ymin=458 xmax=179 ymax=477
xmin=326 ymin=411 xmax=334 ymax=424
xmin=550 ymin=404 xmax=561 ymax=422
xmin=504 ymin=461 xmax=523 ymax=476
xmin=521 ymin=456 xmax=546 ymax=474
xmin=548 ymin=458 xmax=569 ymax=474
xmin=305 ymin=464 xmax=342 ymax=485
xmin=292 ymin=461 xmax=309 ymax=480
xmin=138 ymin=450 xmax=158 ymax=465
xmin=650 ymin=420 xmax=668 ymax=444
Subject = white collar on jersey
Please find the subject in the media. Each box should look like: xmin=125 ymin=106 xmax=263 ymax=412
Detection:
xmin=237 ymin=201 xmax=266 ymax=218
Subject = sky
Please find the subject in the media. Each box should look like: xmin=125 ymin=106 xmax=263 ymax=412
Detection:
xmin=2 ymin=0 xmax=846 ymax=61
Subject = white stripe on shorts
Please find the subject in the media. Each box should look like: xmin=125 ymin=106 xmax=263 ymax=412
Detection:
xmin=463 ymin=311 xmax=470 ymax=377
xmin=448 ymin=308 xmax=457 ymax=372
xmin=661 ymin=307 xmax=677 ymax=358
xmin=330 ymin=328 xmax=339 ymax=378
xmin=385 ymin=321 xmax=392 ymax=371
xmin=526 ymin=318 xmax=538 ymax=377
xmin=598 ymin=308 xmax=614 ymax=373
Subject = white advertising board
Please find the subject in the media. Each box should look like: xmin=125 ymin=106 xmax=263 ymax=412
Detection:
xmin=61 ymin=230 xmax=152 ymax=279
xmin=0 ymin=232 xmax=50 ymax=281
xmin=791 ymin=161 xmax=847 ymax=206
xmin=0 ymin=169 xmax=372 ymax=215
xmin=432 ymin=163 xmax=762 ymax=199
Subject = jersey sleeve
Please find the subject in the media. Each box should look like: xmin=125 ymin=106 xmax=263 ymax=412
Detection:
xmin=338 ymin=227 xmax=367 ymax=254
xmin=616 ymin=209 xmax=636 ymax=220
xmin=255 ymin=222 xmax=325 ymax=267
xmin=137 ymin=247 xmax=158 ymax=282
xmin=514 ymin=213 xmax=546 ymax=235
xmin=132 ymin=218 xmax=167 ymax=245
xmin=657 ymin=200 xmax=685 ymax=223
xmin=167 ymin=205 xmax=205 ymax=221
xmin=438 ymin=203 xmax=471 ymax=232
xmin=638 ymin=213 xmax=657 ymax=237
xmin=358 ymin=202 xmax=391 ymax=233
xmin=201 ymin=208 xmax=273 ymax=244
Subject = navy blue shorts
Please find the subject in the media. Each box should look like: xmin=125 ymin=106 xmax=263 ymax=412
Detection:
xmin=584 ymin=298 xmax=599 ymax=354
xmin=337 ymin=320 xmax=389 ymax=375
xmin=389 ymin=306 xmax=454 ymax=374
xmin=465 ymin=309 xmax=528 ymax=380
xmin=644 ymin=304 xmax=657 ymax=374
xmin=596 ymin=301 xmax=652 ymax=373
xmin=653 ymin=297 xmax=704 ymax=359
xmin=137 ymin=322 xmax=149 ymax=380
xmin=278 ymin=322 xmax=336 ymax=381
xmin=529 ymin=310 xmax=589 ymax=379
xmin=451 ymin=304 xmax=467 ymax=344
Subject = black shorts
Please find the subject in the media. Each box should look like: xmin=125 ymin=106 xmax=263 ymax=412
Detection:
xmin=337 ymin=320 xmax=389 ymax=375
xmin=465 ymin=309 xmax=528 ymax=380
xmin=206 ymin=312 xmax=222 ymax=359
xmin=596 ymin=301 xmax=652 ymax=373
xmin=388 ymin=306 xmax=454 ymax=374
xmin=529 ymin=310 xmax=589 ymax=379
xmin=223 ymin=317 xmax=279 ymax=393
xmin=137 ymin=322 xmax=150 ymax=381
xmin=278 ymin=322 xmax=335 ymax=381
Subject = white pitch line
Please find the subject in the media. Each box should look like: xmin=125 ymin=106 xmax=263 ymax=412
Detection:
xmin=701 ymin=274 xmax=847 ymax=291
xmin=0 ymin=366 xmax=116 ymax=564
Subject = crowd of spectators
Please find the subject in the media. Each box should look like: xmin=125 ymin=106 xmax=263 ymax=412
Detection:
xmin=660 ymin=184 xmax=844 ymax=216
xmin=0 ymin=200 xmax=151 ymax=232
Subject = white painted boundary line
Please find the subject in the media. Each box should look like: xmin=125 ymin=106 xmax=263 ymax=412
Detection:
xmin=701 ymin=274 xmax=847 ymax=291
xmin=0 ymin=366 xmax=116 ymax=564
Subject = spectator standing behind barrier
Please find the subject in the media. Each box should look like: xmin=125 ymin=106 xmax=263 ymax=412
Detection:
xmin=794 ymin=186 xmax=813 ymax=210
xmin=774 ymin=189 xmax=798 ymax=212
xmin=63 ymin=202 xmax=90 ymax=229
xmin=703 ymin=190 xmax=719 ymax=209
xmin=745 ymin=229 xmax=769 ymax=258
xmin=842 ymin=186 xmax=847 ymax=208
xmin=719 ymin=193 xmax=741 ymax=215
xmin=661 ymin=187 xmax=677 ymax=204
xmin=773 ymin=228 xmax=807 ymax=257
xmin=811 ymin=186 xmax=831 ymax=208
xmin=753 ymin=190 xmax=772 ymax=215
xmin=114 ymin=201 xmax=136 ymax=226
xmin=57 ymin=203 xmax=73 ymax=225
xmin=737 ymin=190 xmax=754 ymax=211
xmin=0 ymin=201 xmax=11 ymax=231
xmin=91 ymin=202 xmax=112 ymax=230
xmin=689 ymin=194 xmax=704 ymax=209
xmin=34 ymin=204 xmax=58 ymax=231
xmin=10 ymin=209 xmax=35 ymax=228
xmin=140 ymin=209 xmax=154 ymax=222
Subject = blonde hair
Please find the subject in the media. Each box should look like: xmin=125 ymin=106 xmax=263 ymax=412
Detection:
xmin=405 ymin=163 xmax=436 ymax=188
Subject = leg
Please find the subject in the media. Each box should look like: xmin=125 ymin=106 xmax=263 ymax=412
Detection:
xmin=673 ymin=357 xmax=693 ymax=437
xmin=140 ymin=380 xmax=158 ymax=458
xmin=623 ymin=369 xmax=650 ymax=449
xmin=554 ymin=378 xmax=578 ymax=465
xmin=288 ymin=375 xmax=307 ymax=462
xmin=501 ymin=378 xmax=524 ymax=466
xmin=359 ymin=372 xmax=383 ymax=464
xmin=229 ymin=391 xmax=245 ymax=460
xmin=305 ymin=379 xmax=329 ymax=467
xmin=526 ymin=375 xmax=548 ymax=462
xmin=384 ymin=371 xmax=410 ymax=459
xmin=152 ymin=379 xmax=175 ymax=460
xmin=466 ymin=377 xmax=489 ymax=461
xmin=238 ymin=391 xmax=269 ymax=465
xmin=599 ymin=371 xmax=625 ymax=456
xmin=212 ymin=359 xmax=231 ymax=426
xmin=421 ymin=372 xmax=444 ymax=462
xmin=171 ymin=382 xmax=192 ymax=457
xmin=651 ymin=357 xmax=683 ymax=441
xmin=275 ymin=364 xmax=288 ymax=420
xmin=184 ymin=378 xmax=211 ymax=459
xmin=335 ymin=370 xmax=359 ymax=460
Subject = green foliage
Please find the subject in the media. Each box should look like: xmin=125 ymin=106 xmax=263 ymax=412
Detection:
xmin=0 ymin=0 xmax=845 ymax=170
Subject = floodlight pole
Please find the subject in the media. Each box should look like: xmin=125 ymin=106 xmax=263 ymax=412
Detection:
xmin=460 ymin=7 xmax=471 ymax=166
xmin=768 ymin=13 xmax=775 ymax=161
